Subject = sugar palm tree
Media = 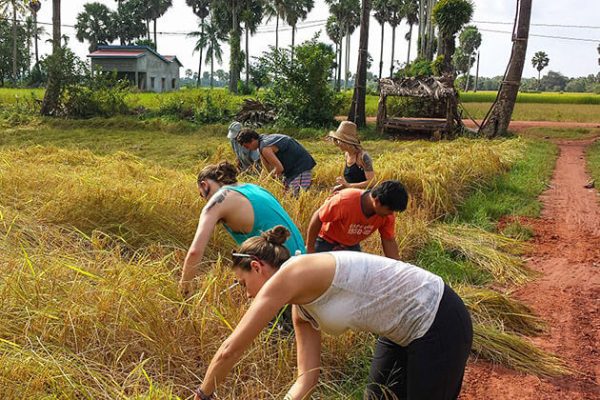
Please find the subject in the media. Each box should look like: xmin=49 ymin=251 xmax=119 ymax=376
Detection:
xmin=531 ymin=51 xmax=549 ymax=90
xmin=403 ymin=0 xmax=418 ymax=65
xmin=28 ymin=0 xmax=42 ymax=68
xmin=75 ymin=2 xmax=116 ymax=53
xmin=373 ymin=0 xmax=391 ymax=81
xmin=432 ymin=0 xmax=473 ymax=74
xmin=240 ymin=0 xmax=263 ymax=85
xmin=388 ymin=0 xmax=405 ymax=77
xmin=40 ymin=0 xmax=61 ymax=116
xmin=1 ymin=0 xmax=29 ymax=83
xmin=326 ymin=14 xmax=343 ymax=91
xmin=141 ymin=0 xmax=172 ymax=50
xmin=186 ymin=0 xmax=210 ymax=86
xmin=327 ymin=0 xmax=360 ymax=89
xmin=194 ymin=19 xmax=227 ymax=88
xmin=285 ymin=0 xmax=314 ymax=61
xmin=264 ymin=0 xmax=287 ymax=50
xmin=348 ymin=0 xmax=372 ymax=126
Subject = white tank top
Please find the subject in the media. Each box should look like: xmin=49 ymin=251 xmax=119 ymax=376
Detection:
xmin=295 ymin=251 xmax=444 ymax=346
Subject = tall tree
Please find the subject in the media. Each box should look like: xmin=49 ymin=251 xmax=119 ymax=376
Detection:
xmin=373 ymin=0 xmax=391 ymax=82
xmin=531 ymin=51 xmax=549 ymax=90
xmin=113 ymin=1 xmax=147 ymax=45
xmin=0 ymin=0 xmax=28 ymax=83
xmin=196 ymin=19 xmax=226 ymax=88
xmin=347 ymin=0 xmax=372 ymax=126
xmin=140 ymin=0 xmax=172 ymax=50
xmin=264 ymin=0 xmax=287 ymax=50
xmin=186 ymin=0 xmax=210 ymax=86
xmin=431 ymin=0 xmax=473 ymax=74
xmin=454 ymin=24 xmax=481 ymax=90
xmin=75 ymin=2 xmax=116 ymax=53
xmin=326 ymin=14 xmax=343 ymax=91
xmin=480 ymin=0 xmax=532 ymax=137
xmin=403 ymin=0 xmax=418 ymax=65
xmin=327 ymin=0 xmax=360 ymax=89
xmin=418 ymin=0 xmax=438 ymax=60
xmin=210 ymin=0 xmax=242 ymax=92
xmin=285 ymin=0 xmax=314 ymax=61
xmin=28 ymin=0 xmax=41 ymax=68
xmin=388 ymin=0 xmax=404 ymax=77
xmin=240 ymin=0 xmax=263 ymax=85
xmin=40 ymin=0 xmax=61 ymax=116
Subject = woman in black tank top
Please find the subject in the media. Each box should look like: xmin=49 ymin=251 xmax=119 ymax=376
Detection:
xmin=326 ymin=121 xmax=376 ymax=191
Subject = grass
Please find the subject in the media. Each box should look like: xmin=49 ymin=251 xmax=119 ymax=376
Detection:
xmin=520 ymin=127 xmax=600 ymax=140
xmin=0 ymin=119 xmax=568 ymax=398
xmin=586 ymin=139 xmax=600 ymax=190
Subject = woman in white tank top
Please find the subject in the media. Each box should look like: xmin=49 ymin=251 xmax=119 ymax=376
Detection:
xmin=191 ymin=226 xmax=473 ymax=400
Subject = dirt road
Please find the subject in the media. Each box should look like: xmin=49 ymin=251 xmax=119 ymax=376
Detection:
xmin=461 ymin=138 xmax=600 ymax=399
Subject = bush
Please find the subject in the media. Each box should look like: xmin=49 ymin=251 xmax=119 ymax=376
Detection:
xmin=64 ymin=73 xmax=130 ymax=118
xmin=259 ymin=36 xmax=338 ymax=128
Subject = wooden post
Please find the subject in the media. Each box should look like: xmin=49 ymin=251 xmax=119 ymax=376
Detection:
xmin=377 ymin=94 xmax=386 ymax=133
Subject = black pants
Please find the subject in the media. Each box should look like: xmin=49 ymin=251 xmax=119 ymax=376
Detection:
xmin=364 ymin=285 xmax=473 ymax=400
xmin=315 ymin=236 xmax=361 ymax=252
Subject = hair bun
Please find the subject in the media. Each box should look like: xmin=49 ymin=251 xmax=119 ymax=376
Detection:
xmin=262 ymin=225 xmax=290 ymax=246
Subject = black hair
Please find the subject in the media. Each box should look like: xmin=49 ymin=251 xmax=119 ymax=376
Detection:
xmin=236 ymin=128 xmax=260 ymax=144
xmin=371 ymin=180 xmax=409 ymax=212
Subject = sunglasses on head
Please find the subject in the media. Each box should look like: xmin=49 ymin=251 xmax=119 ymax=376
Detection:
xmin=231 ymin=251 xmax=259 ymax=264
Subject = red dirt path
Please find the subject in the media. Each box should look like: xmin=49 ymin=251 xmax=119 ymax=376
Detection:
xmin=460 ymin=138 xmax=600 ymax=399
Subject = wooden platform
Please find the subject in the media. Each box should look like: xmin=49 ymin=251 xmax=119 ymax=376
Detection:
xmin=383 ymin=117 xmax=449 ymax=132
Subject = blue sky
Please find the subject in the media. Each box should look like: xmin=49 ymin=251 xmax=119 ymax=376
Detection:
xmin=33 ymin=0 xmax=600 ymax=79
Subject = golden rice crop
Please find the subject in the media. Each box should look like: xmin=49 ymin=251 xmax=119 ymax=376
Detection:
xmin=0 ymin=136 xmax=565 ymax=399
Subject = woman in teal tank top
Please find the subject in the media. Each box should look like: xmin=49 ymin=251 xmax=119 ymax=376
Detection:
xmin=180 ymin=161 xmax=305 ymax=296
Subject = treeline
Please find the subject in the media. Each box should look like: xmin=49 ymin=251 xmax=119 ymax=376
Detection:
xmin=455 ymin=72 xmax=600 ymax=94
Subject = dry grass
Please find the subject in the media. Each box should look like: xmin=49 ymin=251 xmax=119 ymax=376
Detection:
xmin=0 ymin=136 xmax=566 ymax=398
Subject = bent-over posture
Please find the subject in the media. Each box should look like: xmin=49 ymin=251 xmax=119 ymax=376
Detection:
xmin=192 ymin=226 xmax=473 ymax=400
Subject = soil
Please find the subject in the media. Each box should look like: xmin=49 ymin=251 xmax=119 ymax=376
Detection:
xmin=460 ymin=138 xmax=600 ymax=399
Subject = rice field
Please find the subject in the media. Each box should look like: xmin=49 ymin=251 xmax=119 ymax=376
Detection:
xmin=0 ymin=120 xmax=566 ymax=399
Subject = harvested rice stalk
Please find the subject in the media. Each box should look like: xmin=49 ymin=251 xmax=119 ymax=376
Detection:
xmin=456 ymin=286 xmax=545 ymax=336
xmin=472 ymin=324 xmax=570 ymax=377
xmin=429 ymin=224 xmax=532 ymax=285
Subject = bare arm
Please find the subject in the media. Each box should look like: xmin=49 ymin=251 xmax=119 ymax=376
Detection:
xmin=284 ymin=306 xmax=321 ymax=400
xmin=305 ymin=208 xmax=323 ymax=253
xmin=261 ymin=146 xmax=284 ymax=177
xmin=381 ymin=237 xmax=400 ymax=260
xmin=179 ymin=190 xmax=229 ymax=294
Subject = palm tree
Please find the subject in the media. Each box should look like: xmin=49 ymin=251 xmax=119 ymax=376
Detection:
xmin=264 ymin=0 xmax=287 ymax=50
xmin=326 ymin=15 xmax=343 ymax=91
xmin=1 ymin=0 xmax=29 ymax=83
xmin=480 ymin=0 xmax=532 ymax=137
xmin=432 ymin=0 xmax=473 ymax=74
xmin=75 ymin=2 xmax=116 ymax=53
xmin=142 ymin=0 xmax=172 ymax=50
xmin=285 ymin=0 xmax=314 ymax=61
xmin=388 ymin=0 xmax=404 ymax=77
xmin=418 ymin=0 xmax=438 ymax=60
xmin=373 ymin=0 xmax=391 ymax=82
xmin=195 ymin=19 xmax=227 ymax=88
xmin=240 ymin=0 xmax=263 ymax=85
xmin=327 ymin=0 xmax=360 ymax=89
xmin=40 ymin=0 xmax=61 ymax=116
xmin=531 ymin=51 xmax=549 ymax=90
xmin=348 ymin=0 xmax=372 ymax=126
xmin=28 ymin=0 xmax=42 ymax=68
xmin=186 ymin=0 xmax=210 ymax=86
xmin=403 ymin=0 xmax=418 ymax=65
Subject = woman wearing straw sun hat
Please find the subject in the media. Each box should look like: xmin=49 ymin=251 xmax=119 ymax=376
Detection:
xmin=327 ymin=121 xmax=376 ymax=191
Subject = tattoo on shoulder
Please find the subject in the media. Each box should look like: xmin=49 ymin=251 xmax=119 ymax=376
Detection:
xmin=206 ymin=189 xmax=230 ymax=211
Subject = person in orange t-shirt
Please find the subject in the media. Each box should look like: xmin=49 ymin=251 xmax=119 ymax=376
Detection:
xmin=306 ymin=180 xmax=409 ymax=259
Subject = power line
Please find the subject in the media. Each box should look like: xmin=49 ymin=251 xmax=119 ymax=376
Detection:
xmin=474 ymin=20 xmax=600 ymax=30
xmin=479 ymin=28 xmax=599 ymax=44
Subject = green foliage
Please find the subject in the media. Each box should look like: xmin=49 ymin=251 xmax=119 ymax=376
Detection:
xmin=396 ymin=57 xmax=434 ymax=78
xmin=586 ymin=140 xmax=600 ymax=192
xmin=260 ymin=37 xmax=337 ymax=128
xmin=75 ymin=2 xmax=117 ymax=53
xmin=431 ymin=55 xmax=445 ymax=76
xmin=0 ymin=17 xmax=31 ymax=85
xmin=64 ymin=75 xmax=130 ymax=119
xmin=432 ymin=0 xmax=474 ymax=36
xmin=153 ymin=90 xmax=237 ymax=124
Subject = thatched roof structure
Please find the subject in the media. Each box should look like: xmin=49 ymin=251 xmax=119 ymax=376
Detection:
xmin=379 ymin=75 xmax=457 ymax=100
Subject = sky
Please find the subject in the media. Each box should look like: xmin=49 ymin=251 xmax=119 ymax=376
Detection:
xmin=30 ymin=0 xmax=600 ymax=80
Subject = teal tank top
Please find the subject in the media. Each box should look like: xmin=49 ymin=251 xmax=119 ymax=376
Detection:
xmin=221 ymin=183 xmax=306 ymax=255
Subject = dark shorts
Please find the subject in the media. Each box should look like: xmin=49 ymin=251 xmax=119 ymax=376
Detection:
xmin=364 ymin=284 xmax=473 ymax=400
xmin=315 ymin=236 xmax=361 ymax=252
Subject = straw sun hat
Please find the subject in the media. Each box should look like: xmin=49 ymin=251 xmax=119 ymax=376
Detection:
xmin=327 ymin=121 xmax=361 ymax=146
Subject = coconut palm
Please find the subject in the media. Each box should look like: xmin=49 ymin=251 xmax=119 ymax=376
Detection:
xmin=373 ymin=0 xmax=392 ymax=82
xmin=195 ymin=19 xmax=227 ymax=88
xmin=285 ymin=0 xmax=314 ymax=61
xmin=531 ymin=51 xmax=549 ymax=90
xmin=403 ymin=0 xmax=418 ymax=65
xmin=326 ymin=14 xmax=343 ymax=91
xmin=186 ymin=0 xmax=210 ymax=86
xmin=1 ymin=0 xmax=29 ymax=83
